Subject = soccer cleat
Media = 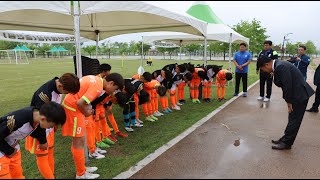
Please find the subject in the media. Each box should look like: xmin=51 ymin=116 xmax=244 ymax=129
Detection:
xmin=217 ymin=98 xmax=222 ymax=102
xmin=177 ymin=102 xmax=183 ymax=106
xmin=153 ymin=111 xmax=162 ymax=117
xmin=167 ymin=108 xmax=173 ymax=113
xmin=172 ymin=105 xmax=181 ymax=110
xmin=115 ymin=131 xmax=128 ymax=138
xmin=146 ymin=116 xmax=155 ymax=122
xmin=76 ymin=172 xmax=99 ymax=179
xmin=96 ymin=142 xmax=110 ymax=149
xmin=157 ymin=111 xmax=164 ymax=116
xmin=132 ymin=123 xmax=144 ymax=127
xmin=89 ymin=151 xmax=105 ymax=159
xmin=102 ymin=137 xmax=115 ymax=145
xmin=86 ymin=167 xmax=98 ymax=173
xmin=108 ymin=135 xmax=118 ymax=142
xmin=263 ymin=98 xmax=270 ymax=102
xmin=192 ymin=99 xmax=197 ymax=103
xmin=257 ymin=96 xmax=264 ymax=101
xmin=96 ymin=147 xmax=107 ymax=154
xmin=136 ymin=118 xmax=144 ymax=124
xmin=150 ymin=115 xmax=158 ymax=121
xmin=125 ymin=127 xmax=134 ymax=132
xmin=163 ymin=109 xmax=170 ymax=114
xmin=195 ymin=99 xmax=201 ymax=103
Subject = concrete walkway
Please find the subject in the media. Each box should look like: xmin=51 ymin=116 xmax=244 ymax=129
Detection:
xmin=129 ymin=65 xmax=319 ymax=179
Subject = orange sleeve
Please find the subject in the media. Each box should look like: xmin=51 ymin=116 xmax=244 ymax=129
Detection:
xmin=82 ymin=77 xmax=103 ymax=104
xmin=143 ymin=82 xmax=154 ymax=90
xmin=132 ymin=74 xmax=140 ymax=80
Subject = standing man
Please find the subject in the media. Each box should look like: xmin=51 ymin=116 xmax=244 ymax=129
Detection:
xmin=257 ymin=40 xmax=278 ymax=102
xmin=233 ymin=43 xmax=252 ymax=97
xmin=288 ymin=45 xmax=311 ymax=81
xmin=257 ymin=56 xmax=314 ymax=150
xmin=306 ymin=64 xmax=320 ymax=113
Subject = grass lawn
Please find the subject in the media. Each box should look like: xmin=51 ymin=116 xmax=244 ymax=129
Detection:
xmin=0 ymin=57 xmax=259 ymax=179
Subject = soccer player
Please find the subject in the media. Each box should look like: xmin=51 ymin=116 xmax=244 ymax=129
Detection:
xmin=0 ymin=102 xmax=66 ymax=179
xmin=61 ymin=73 xmax=124 ymax=179
xmin=216 ymin=69 xmax=233 ymax=102
xmin=25 ymin=73 xmax=80 ymax=179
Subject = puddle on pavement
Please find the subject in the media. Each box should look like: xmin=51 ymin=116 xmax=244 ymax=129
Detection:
xmin=233 ymin=138 xmax=240 ymax=147
xmin=219 ymin=123 xmax=241 ymax=147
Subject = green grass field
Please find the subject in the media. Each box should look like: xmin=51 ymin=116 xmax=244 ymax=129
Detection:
xmin=0 ymin=58 xmax=259 ymax=179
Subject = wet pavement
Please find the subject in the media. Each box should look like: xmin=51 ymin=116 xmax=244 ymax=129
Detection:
xmin=130 ymin=68 xmax=320 ymax=179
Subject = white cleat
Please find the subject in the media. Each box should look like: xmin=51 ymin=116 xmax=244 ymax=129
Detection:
xmin=96 ymin=147 xmax=107 ymax=154
xmin=76 ymin=172 xmax=100 ymax=179
xmin=86 ymin=167 xmax=98 ymax=173
xmin=177 ymin=102 xmax=183 ymax=106
xmin=89 ymin=152 xmax=105 ymax=159
xmin=153 ymin=111 xmax=162 ymax=117
xmin=257 ymin=96 xmax=264 ymax=101
xmin=263 ymin=98 xmax=270 ymax=102
xmin=125 ymin=127 xmax=134 ymax=132
xmin=172 ymin=105 xmax=181 ymax=110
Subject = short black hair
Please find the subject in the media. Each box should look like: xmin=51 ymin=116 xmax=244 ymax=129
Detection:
xmin=99 ymin=63 xmax=111 ymax=73
xmin=178 ymin=64 xmax=186 ymax=73
xmin=226 ymin=72 xmax=233 ymax=81
xmin=186 ymin=63 xmax=195 ymax=73
xmin=184 ymin=72 xmax=192 ymax=81
xmin=299 ymin=45 xmax=306 ymax=50
xmin=198 ymin=71 xmax=209 ymax=81
xmin=157 ymin=85 xmax=167 ymax=97
xmin=142 ymin=72 xmax=153 ymax=82
xmin=138 ymin=89 xmax=150 ymax=105
xmin=164 ymin=70 xmax=173 ymax=82
xmin=105 ymin=73 xmax=124 ymax=90
xmin=239 ymin=43 xmax=247 ymax=47
xmin=114 ymin=92 xmax=127 ymax=108
xmin=264 ymin=40 xmax=272 ymax=46
xmin=40 ymin=102 xmax=66 ymax=126
xmin=257 ymin=55 xmax=272 ymax=68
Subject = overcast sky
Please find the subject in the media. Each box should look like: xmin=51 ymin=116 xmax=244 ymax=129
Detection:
xmin=91 ymin=1 xmax=320 ymax=50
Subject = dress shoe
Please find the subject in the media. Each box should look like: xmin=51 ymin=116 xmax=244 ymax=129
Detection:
xmin=271 ymin=139 xmax=282 ymax=144
xmin=306 ymin=108 xmax=319 ymax=113
xmin=272 ymin=142 xmax=291 ymax=150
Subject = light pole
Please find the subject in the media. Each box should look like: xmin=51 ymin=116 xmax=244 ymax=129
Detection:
xmin=281 ymin=33 xmax=293 ymax=59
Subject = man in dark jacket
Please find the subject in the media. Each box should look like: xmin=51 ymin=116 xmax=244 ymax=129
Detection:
xmin=287 ymin=45 xmax=311 ymax=81
xmin=257 ymin=55 xmax=314 ymax=150
xmin=306 ymin=64 xmax=320 ymax=112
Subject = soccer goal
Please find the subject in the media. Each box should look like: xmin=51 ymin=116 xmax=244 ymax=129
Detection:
xmin=0 ymin=49 xmax=29 ymax=64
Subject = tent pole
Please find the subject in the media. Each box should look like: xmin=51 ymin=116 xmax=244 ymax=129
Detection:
xmin=204 ymin=36 xmax=207 ymax=66
xmin=141 ymin=36 xmax=144 ymax=66
xmin=228 ymin=33 xmax=232 ymax=86
xmin=34 ymin=50 xmax=37 ymax=59
xmin=179 ymin=40 xmax=182 ymax=64
xmin=95 ymin=30 xmax=100 ymax=59
xmin=74 ymin=1 xmax=82 ymax=78
xmin=7 ymin=51 xmax=11 ymax=63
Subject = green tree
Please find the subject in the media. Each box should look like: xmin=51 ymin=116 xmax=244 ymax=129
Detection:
xmin=83 ymin=45 xmax=96 ymax=58
xmin=36 ymin=44 xmax=51 ymax=58
xmin=185 ymin=43 xmax=201 ymax=59
xmin=156 ymin=47 xmax=167 ymax=59
xmin=285 ymin=42 xmax=297 ymax=56
xmin=304 ymin=40 xmax=317 ymax=56
xmin=136 ymin=42 xmax=151 ymax=59
xmin=233 ymin=18 xmax=269 ymax=57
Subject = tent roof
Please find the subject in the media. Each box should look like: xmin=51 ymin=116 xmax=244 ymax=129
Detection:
xmin=21 ymin=45 xmax=32 ymax=51
xmin=57 ymin=46 xmax=68 ymax=51
xmin=0 ymin=1 xmax=208 ymax=41
xmin=143 ymin=24 xmax=249 ymax=45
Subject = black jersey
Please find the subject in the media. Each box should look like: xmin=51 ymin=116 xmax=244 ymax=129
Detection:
xmin=0 ymin=107 xmax=44 ymax=157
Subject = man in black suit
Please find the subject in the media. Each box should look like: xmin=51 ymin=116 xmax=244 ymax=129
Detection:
xmin=306 ymin=64 xmax=320 ymax=113
xmin=257 ymin=56 xmax=314 ymax=150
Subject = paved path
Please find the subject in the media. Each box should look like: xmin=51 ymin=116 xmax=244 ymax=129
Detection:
xmin=129 ymin=66 xmax=319 ymax=179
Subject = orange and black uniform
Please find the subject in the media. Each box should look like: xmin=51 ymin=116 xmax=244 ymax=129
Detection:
xmin=0 ymin=107 xmax=43 ymax=179
xmin=25 ymin=77 xmax=61 ymax=179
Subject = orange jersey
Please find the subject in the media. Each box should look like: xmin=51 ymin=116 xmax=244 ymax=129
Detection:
xmin=64 ymin=75 xmax=104 ymax=106
xmin=132 ymin=74 xmax=142 ymax=80
xmin=216 ymin=69 xmax=229 ymax=81
xmin=143 ymin=79 xmax=160 ymax=94
xmin=192 ymin=68 xmax=204 ymax=80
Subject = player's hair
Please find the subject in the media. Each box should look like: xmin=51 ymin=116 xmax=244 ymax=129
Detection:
xmin=138 ymin=89 xmax=150 ymax=105
xmin=99 ymin=63 xmax=111 ymax=73
xmin=59 ymin=73 xmax=80 ymax=94
xmin=105 ymin=73 xmax=124 ymax=90
xmin=226 ymin=72 xmax=233 ymax=81
xmin=40 ymin=102 xmax=66 ymax=125
xmin=184 ymin=72 xmax=193 ymax=81
xmin=114 ymin=92 xmax=127 ymax=108
xmin=142 ymin=72 xmax=153 ymax=82
xmin=157 ymin=85 xmax=167 ymax=97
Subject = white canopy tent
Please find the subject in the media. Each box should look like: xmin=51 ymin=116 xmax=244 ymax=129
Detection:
xmin=143 ymin=23 xmax=250 ymax=70
xmin=0 ymin=1 xmax=208 ymax=77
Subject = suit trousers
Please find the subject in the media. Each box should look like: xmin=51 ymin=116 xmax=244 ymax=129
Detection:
xmin=311 ymin=85 xmax=320 ymax=109
xmin=280 ymin=99 xmax=308 ymax=146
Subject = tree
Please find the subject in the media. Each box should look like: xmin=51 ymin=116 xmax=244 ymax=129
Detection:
xmin=185 ymin=43 xmax=201 ymax=59
xmin=285 ymin=42 xmax=297 ymax=56
xmin=167 ymin=47 xmax=178 ymax=60
xmin=233 ymin=18 xmax=269 ymax=57
xmin=83 ymin=45 xmax=96 ymax=58
xmin=36 ymin=44 xmax=51 ymax=58
xmin=304 ymin=40 xmax=317 ymax=56
xmin=156 ymin=47 xmax=167 ymax=59
xmin=136 ymin=42 xmax=151 ymax=59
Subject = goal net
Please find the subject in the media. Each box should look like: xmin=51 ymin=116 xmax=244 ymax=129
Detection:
xmin=0 ymin=50 xmax=29 ymax=64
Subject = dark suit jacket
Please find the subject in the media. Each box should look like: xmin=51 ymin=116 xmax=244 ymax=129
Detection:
xmin=273 ymin=60 xmax=314 ymax=104
xmin=314 ymin=64 xmax=320 ymax=86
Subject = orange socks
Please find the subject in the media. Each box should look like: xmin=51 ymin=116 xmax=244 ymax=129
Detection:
xmin=71 ymin=146 xmax=86 ymax=176
xmin=95 ymin=120 xmax=102 ymax=143
xmin=222 ymin=87 xmax=226 ymax=98
xmin=36 ymin=155 xmax=55 ymax=179
xmin=108 ymin=113 xmax=119 ymax=133
xmin=217 ymin=87 xmax=221 ymax=99
xmin=99 ymin=117 xmax=111 ymax=139
xmin=170 ymin=90 xmax=177 ymax=107
xmin=142 ymin=103 xmax=149 ymax=117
